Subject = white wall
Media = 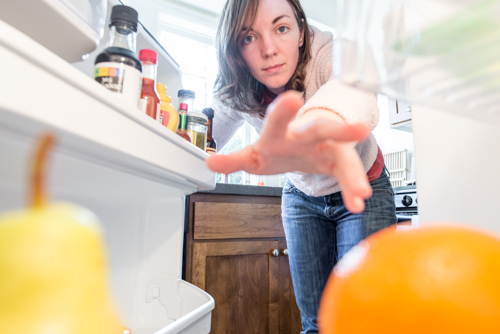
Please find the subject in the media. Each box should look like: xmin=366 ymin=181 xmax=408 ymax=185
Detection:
xmin=373 ymin=95 xmax=416 ymax=181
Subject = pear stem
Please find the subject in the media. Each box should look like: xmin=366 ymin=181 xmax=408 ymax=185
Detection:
xmin=31 ymin=134 xmax=55 ymax=209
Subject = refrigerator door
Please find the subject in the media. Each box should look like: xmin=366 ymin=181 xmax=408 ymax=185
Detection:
xmin=334 ymin=0 xmax=500 ymax=236
xmin=333 ymin=0 xmax=500 ymax=125
xmin=0 ymin=17 xmax=214 ymax=334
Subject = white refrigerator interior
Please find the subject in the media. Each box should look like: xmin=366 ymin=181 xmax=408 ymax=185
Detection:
xmin=334 ymin=0 xmax=500 ymax=235
xmin=0 ymin=1 xmax=215 ymax=332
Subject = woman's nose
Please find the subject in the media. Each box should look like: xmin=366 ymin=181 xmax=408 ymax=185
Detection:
xmin=261 ymin=35 xmax=278 ymax=58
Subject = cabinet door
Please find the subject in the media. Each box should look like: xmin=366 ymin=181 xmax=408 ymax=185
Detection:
xmin=388 ymin=98 xmax=412 ymax=125
xmin=278 ymin=240 xmax=302 ymax=334
xmin=192 ymin=240 xmax=281 ymax=334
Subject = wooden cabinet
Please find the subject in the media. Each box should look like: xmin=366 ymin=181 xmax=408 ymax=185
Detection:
xmin=185 ymin=193 xmax=302 ymax=334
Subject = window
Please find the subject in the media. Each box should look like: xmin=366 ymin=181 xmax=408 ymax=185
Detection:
xmin=126 ymin=0 xmax=286 ymax=186
xmin=159 ymin=31 xmax=217 ymax=110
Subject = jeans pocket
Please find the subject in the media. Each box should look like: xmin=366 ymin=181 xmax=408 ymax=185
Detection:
xmin=283 ymin=180 xmax=302 ymax=195
xmin=370 ymin=170 xmax=394 ymax=196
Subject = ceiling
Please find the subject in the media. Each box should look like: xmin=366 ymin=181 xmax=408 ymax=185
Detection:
xmin=170 ymin=0 xmax=336 ymax=28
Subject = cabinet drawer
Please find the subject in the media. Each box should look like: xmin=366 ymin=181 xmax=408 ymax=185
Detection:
xmin=193 ymin=202 xmax=284 ymax=240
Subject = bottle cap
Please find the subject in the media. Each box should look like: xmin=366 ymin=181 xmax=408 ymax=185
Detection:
xmin=156 ymin=83 xmax=166 ymax=92
xmin=202 ymin=108 xmax=214 ymax=119
xmin=178 ymin=89 xmax=196 ymax=99
xmin=110 ymin=5 xmax=138 ymax=32
xmin=139 ymin=49 xmax=157 ymax=63
xmin=179 ymin=103 xmax=188 ymax=111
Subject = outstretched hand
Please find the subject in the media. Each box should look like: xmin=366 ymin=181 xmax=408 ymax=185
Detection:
xmin=206 ymin=91 xmax=373 ymax=213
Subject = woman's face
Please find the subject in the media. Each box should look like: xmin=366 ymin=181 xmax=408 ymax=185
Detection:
xmin=239 ymin=0 xmax=304 ymax=95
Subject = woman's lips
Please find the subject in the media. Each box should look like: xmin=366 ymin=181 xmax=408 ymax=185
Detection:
xmin=263 ymin=64 xmax=284 ymax=74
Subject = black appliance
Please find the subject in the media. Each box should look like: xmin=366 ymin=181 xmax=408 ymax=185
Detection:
xmin=394 ymin=184 xmax=418 ymax=223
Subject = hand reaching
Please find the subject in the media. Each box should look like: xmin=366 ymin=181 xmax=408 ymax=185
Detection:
xmin=206 ymin=91 xmax=373 ymax=213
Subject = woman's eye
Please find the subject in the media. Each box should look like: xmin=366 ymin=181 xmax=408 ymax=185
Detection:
xmin=277 ymin=26 xmax=288 ymax=33
xmin=244 ymin=36 xmax=255 ymax=44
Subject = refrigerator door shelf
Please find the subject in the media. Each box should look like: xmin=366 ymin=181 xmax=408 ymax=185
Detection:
xmin=0 ymin=18 xmax=215 ymax=334
xmin=0 ymin=19 xmax=215 ymax=191
xmin=334 ymin=0 xmax=500 ymax=126
xmin=0 ymin=0 xmax=107 ymax=62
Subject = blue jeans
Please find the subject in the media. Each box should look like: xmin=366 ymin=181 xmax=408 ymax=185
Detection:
xmin=281 ymin=169 xmax=397 ymax=333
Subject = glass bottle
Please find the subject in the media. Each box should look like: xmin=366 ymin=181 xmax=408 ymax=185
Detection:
xmin=187 ymin=112 xmax=208 ymax=150
xmin=139 ymin=49 xmax=160 ymax=120
xmin=258 ymin=175 xmax=266 ymax=186
xmin=203 ymin=108 xmax=217 ymax=155
xmin=176 ymin=103 xmax=191 ymax=142
xmin=177 ymin=90 xmax=196 ymax=112
xmin=95 ymin=5 xmax=142 ymax=108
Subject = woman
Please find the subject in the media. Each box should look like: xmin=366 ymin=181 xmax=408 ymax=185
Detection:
xmin=206 ymin=0 xmax=397 ymax=332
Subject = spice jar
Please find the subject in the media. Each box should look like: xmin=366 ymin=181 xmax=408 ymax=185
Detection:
xmin=187 ymin=111 xmax=208 ymax=151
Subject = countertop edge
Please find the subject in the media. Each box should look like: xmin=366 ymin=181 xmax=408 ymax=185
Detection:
xmin=196 ymin=183 xmax=283 ymax=197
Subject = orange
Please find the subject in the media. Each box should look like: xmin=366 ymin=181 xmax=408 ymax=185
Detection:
xmin=318 ymin=223 xmax=500 ymax=334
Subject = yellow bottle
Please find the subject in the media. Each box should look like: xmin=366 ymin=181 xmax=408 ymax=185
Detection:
xmin=156 ymin=83 xmax=180 ymax=132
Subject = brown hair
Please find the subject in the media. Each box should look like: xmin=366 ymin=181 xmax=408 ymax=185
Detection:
xmin=214 ymin=0 xmax=313 ymax=114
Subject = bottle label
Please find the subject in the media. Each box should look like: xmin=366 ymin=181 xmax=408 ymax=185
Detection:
xmin=139 ymin=98 xmax=147 ymax=114
xmin=95 ymin=62 xmax=142 ymax=109
xmin=162 ymin=111 xmax=171 ymax=127
xmin=206 ymin=147 xmax=216 ymax=155
xmin=179 ymin=114 xmax=188 ymax=130
xmin=156 ymin=103 xmax=161 ymax=123
xmin=158 ymin=110 xmax=164 ymax=125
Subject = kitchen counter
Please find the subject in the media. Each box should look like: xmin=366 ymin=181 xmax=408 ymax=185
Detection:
xmin=185 ymin=182 xmax=301 ymax=333
xmin=196 ymin=183 xmax=283 ymax=197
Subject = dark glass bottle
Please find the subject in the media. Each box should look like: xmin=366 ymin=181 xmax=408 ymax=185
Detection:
xmin=203 ymin=108 xmax=217 ymax=155
xmin=95 ymin=5 xmax=142 ymax=108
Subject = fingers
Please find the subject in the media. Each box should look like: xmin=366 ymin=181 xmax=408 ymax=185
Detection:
xmin=291 ymin=121 xmax=371 ymax=144
xmin=206 ymin=146 xmax=258 ymax=174
xmin=260 ymin=91 xmax=304 ymax=141
xmin=321 ymin=141 xmax=372 ymax=213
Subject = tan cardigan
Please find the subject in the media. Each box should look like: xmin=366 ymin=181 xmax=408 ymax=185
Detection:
xmin=211 ymin=27 xmax=379 ymax=197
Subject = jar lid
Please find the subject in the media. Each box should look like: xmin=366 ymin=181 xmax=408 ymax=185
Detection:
xmin=188 ymin=111 xmax=208 ymax=122
xmin=178 ymin=89 xmax=196 ymax=99
xmin=202 ymin=107 xmax=214 ymax=119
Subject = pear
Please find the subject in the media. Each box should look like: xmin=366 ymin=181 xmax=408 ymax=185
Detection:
xmin=0 ymin=134 xmax=123 ymax=334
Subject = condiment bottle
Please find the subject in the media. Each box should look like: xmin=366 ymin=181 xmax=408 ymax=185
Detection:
xmin=95 ymin=5 xmax=142 ymax=108
xmin=203 ymin=108 xmax=217 ymax=155
xmin=177 ymin=90 xmax=196 ymax=112
xmin=258 ymin=175 xmax=266 ymax=186
xmin=156 ymin=83 xmax=179 ymax=132
xmin=138 ymin=49 xmax=160 ymax=120
xmin=187 ymin=111 xmax=208 ymax=151
xmin=176 ymin=103 xmax=191 ymax=142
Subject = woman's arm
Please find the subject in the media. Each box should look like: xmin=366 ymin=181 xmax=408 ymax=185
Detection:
xmin=300 ymin=35 xmax=379 ymax=130
xmin=206 ymin=91 xmax=372 ymax=213
xmin=297 ymin=79 xmax=379 ymax=130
